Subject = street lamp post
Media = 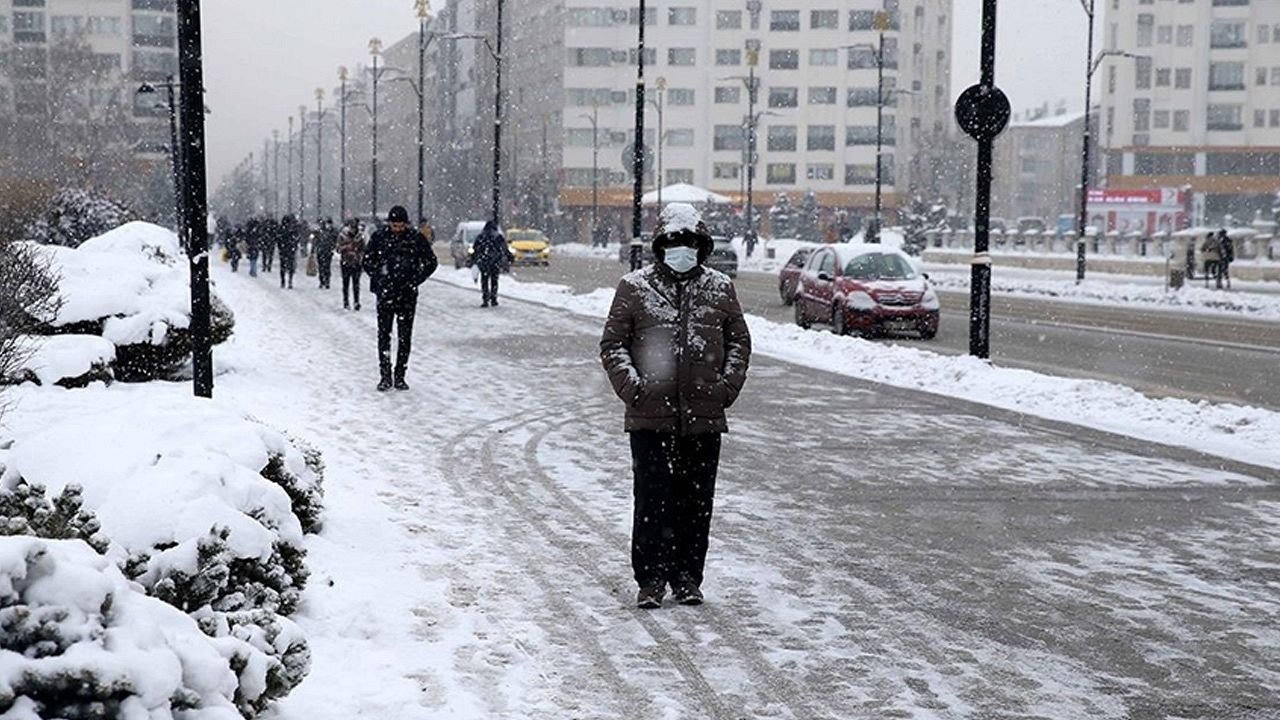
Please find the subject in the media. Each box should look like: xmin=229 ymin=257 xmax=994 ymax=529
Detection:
xmin=872 ymin=13 xmax=889 ymax=244
xmin=370 ymin=37 xmax=383 ymax=219
xmin=580 ymin=101 xmax=600 ymax=243
xmin=338 ymin=66 xmax=348 ymax=220
xmin=416 ymin=0 xmax=432 ymax=225
xmin=315 ymin=88 xmax=325 ymax=221
xmin=298 ymin=105 xmax=307 ymax=221
xmin=272 ymin=129 xmax=280 ymax=217
xmin=177 ymin=0 xmax=212 ymax=398
xmin=136 ymin=78 xmax=183 ymax=235
xmin=1076 ymin=0 xmax=1096 ymax=284
xmin=493 ymin=0 xmax=505 ymax=225
xmin=649 ymin=76 xmax=666 ymax=205
xmin=731 ymin=47 xmax=762 ymax=257
xmin=286 ymin=115 xmax=294 ymax=215
xmin=631 ymin=0 xmax=647 ymax=271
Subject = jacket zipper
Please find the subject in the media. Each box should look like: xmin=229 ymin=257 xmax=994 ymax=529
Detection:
xmin=675 ymin=278 xmax=688 ymax=435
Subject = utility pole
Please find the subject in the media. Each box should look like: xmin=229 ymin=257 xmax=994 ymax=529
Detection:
xmin=649 ymin=76 xmax=666 ymax=205
xmin=370 ymin=37 xmax=383 ymax=219
xmin=177 ymin=0 xmax=213 ymax=398
xmin=338 ymin=66 xmax=348 ymax=220
xmin=417 ymin=0 xmax=431 ymax=225
xmin=287 ymin=116 xmax=294 ymax=215
xmin=581 ymin=102 xmax=599 ymax=243
xmin=263 ymin=138 xmax=270 ymax=215
xmin=631 ymin=0 xmax=646 ymax=271
xmin=272 ymin=130 xmax=280 ymax=217
xmin=492 ymin=0 xmax=504 ymax=225
xmin=315 ymin=89 xmax=325 ymax=220
xmin=871 ymin=11 xmax=889 ymax=244
xmin=1077 ymin=0 xmax=1096 ymax=283
xmin=745 ymin=46 xmax=759 ymax=257
xmin=298 ymin=105 xmax=306 ymax=221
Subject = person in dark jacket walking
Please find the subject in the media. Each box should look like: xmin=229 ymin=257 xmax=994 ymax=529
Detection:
xmin=337 ymin=218 xmax=365 ymax=310
xmin=261 ymin=217 xmax=276 ymax=273
xmin=363 ymin=205 xmax=438 ymax=391
xmin=245 ymin=221 xmax=261 ymax=277
xmin=600 ymin=202 xmax=752 ymax=609
xmin=467 ymin=220 xmax=512 ymax=307
xmin=278 ymin=215 xmax=301 ymax=288
xmin=314 ymin=218 xmax=338 ymax=289
xmin=1218 ymin=228 xmax=1234 ymax=290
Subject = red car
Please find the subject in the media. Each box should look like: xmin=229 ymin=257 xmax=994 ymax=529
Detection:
xmin=778 ymin=246 xmax=818 ymax=305
xmin=793 ymin=244 xmax=940 ymax=338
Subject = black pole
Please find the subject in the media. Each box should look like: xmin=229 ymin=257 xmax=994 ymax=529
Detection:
xmin=971 ymin=1 xmax=998 ymax=359
xmin=177 ymin=0 xmax=212 ymax=398
xmin=298 ymin=108 xmax=306 ymax=221
xmin=872 ymin=31 xmax=884 ymax=244
xmin=1076 ymin=0 xmax=1095 ymax=284
xmin=630 ymin=0 xmax=646 ymax=271
xmin=286 ymin=117 xmax=293 ymax=215
xmin=591 ymin=106 xmax=599 ymax=238
xmin=263 ymin=138 xmax=270 ymax=215
xmin=492 ymin=0 xmax=504 ymax=225
xmin=372 ymin=53 xmax=379 ymax=219
xmin=165 ymin=77 xmax=183 ymax=239
xmin=316 ymin=96 xmax=323 ymax=221
xmin=340 ymin=77 xmax=347 ymax=220
xmin=273 ymin=130 xmax=280 ymax=217
xmin=745 ymin=65 xmax=757 ymax=257
xmin=418 ymin=20 xmax=427 ymax=224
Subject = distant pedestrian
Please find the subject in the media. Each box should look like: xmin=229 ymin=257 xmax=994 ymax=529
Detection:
xmin=229 ymin=226 xmax=244 ymax=273
xmin=246 ymin=226 xmax=260 ymax=277
xmin=278 ymin=215 xmax=300 ymax=289
xmin=1218 ymin=228 xmax=1234 ymax=290
xmin=261 ymin=218 xmax=277 ymax=273
xmin=599 ymin=203 xmax=752 ymax=610
xmin=314 ymin=218 xmax=338 ymax=289
xmin=337 ymin=218 xmax=365 ymax=311
xmin=1200 ymin=232 xmax=1221 ymax=289
xmin=468 ymin=220 xmax=512 ymax=308
xmin=363 ymin=205 xmax=438 ymax=391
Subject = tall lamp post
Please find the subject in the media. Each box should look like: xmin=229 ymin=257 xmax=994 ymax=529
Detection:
xmin=446 ymin=29 xmax=504 ymax=224
xmin=648 ymin=76 xmax=666 ymax=204
xmin=630 ymin=0 xmax=647 ymax=271
xmin=272 ymin=129 xmax=280 ymax=217
xmin=314 ymin=88 xmax=326 ymax=221
xmin=724 ymin=43 xmax=761 ymax=256
xmin=298 ymin=105 xmax=307 ymax=221
xmin=579 ymin=100 xmax=600 ymax=243
xmin=337 ymin=66 xmax=348 ymax=220
xmin=177 ymin=0 xmax=212 ymax=398
xmin=286 ymin=115 xmax=294 ymax=215
xmin=416 ymin=0 xmax=432 ymax=225
xmin=369 ymin=37 xmax=383 ymax=219
xmin=136 ymin=78 xmax=182 ymax=235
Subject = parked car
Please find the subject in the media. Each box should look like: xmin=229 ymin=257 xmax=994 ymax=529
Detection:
xmin=450 ymin=220 xmax=490 ymax=269
xmin=778 ymin=245 xmax=819 ymax=305
xmin=507 ymin=228 xmax=551 ymax=266
xmin=1017 ymin=216 xmax=1047 ymax=234
xmin=706 ymin=236 xmax=738 ymax=277
xmin=793 ymin=244 xmax=940 ymax=339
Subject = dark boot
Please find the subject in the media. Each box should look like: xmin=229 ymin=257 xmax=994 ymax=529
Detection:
xmin=636 ymin=582 xmax=665 ymax=610
xmin=394 ymin=367 xmax=409 ymax=391
xmin=671 ymin=579 xmax=704 ymax=606
xmin=377 ymin=378 xmax=393 ymax=392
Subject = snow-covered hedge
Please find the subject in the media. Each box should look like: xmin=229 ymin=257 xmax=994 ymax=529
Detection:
xmin=25 ymin=188 xmax=137 ymax=248
xmin=27 ymin=222 xmax=234 ymax=382
xmin=0 ymin=537 xmax=243 ymax=720
xmin=0 ymin=481 xmax=109 ymax=554
xmin=2 ymin=335 xmax=115 ymax=388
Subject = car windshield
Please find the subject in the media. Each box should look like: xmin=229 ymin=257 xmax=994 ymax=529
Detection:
xmin=843 ymin=252 xmax=918 ymax=281
xmin=509 ymin=231 xmax=545 ymax=242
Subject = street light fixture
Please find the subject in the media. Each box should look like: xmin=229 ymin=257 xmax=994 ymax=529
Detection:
xmin=337 ymin=66 xmax=348 ymax=220
xmin=136 ymin=77 xmax=183 ymax=237
xmin=369 ymin=36 xmax=384 ymax=219
xmin=843 ymin=11 xmax=893 ymax=243
xmin=648 ymin=76 xmax=667 ymax=206
xmin=314 ymin=88 xmax=326 ymax=222
xmin=445 ymin=26 xmax=504 ymax=225
xmin=298 ymin=104 xmax=307 ymax=221
xmin=579 ymin=100 xmax=600 ymax=245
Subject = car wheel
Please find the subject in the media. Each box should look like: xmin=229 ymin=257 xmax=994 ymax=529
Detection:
xmin=918 ymin=323 xmax=938 ymax=340
xmin=794 ymin=299 xmax=811 ymax=329
xmin=831 ymin=306 xmax=847 ymax=336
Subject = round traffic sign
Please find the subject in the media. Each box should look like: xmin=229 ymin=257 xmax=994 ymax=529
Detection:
xmin=955 ymin=84 xmax=1011 ymax=142
xmin=621 ymin=143 xmax=655 ymax=174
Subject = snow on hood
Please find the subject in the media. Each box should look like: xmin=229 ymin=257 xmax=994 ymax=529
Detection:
xmin=659 ymin=202 xmax=703 ymax=234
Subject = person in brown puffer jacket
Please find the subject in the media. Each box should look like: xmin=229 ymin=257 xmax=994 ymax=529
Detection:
xmin=600 ymin=202 xmax=752 ymax=610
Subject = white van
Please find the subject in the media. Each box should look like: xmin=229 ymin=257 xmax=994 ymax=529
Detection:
xmin=451 ymin=221 xmax=489 ymax=269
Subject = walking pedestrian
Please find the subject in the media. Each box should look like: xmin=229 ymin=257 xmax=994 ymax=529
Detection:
xmin=261 ymin=217 xmax=276 ymax=273
xmin=229 ymin=225 xmax=244 ymax=273
xmin=599 ymin=203 xmax=752 ymax=610
xmin=314 ymin=218 xmax=338 ymax=289
xmin=1218 ymin=228 xmax=1234 ymax=290
xmin=363 ymin=205 xmax=438 ymax=391
xmin=278 ymin=215 xmax=300 ymax=289
xmin=338 ymin=218 xmax=365 ymax=311
xmin=246 ymin=224 xmax=260 ymax=277
xmin=468 ymin=220 xmax=512 ymax=308
xmin=1201 ymin=231 xmax=1222 ymax=289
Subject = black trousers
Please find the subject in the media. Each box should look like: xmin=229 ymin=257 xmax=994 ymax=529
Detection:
xmin=480 ymin=270 xmax=499 ymax=304
xmin=376 ymin=292 xmax=417 ymax=381
xmin=629 ymin=431 xmax=722 ymax=589
xmin=341 ymin=265 xmax=361 ymax=307
xmin=317 ymin=253 xmax=333 ymax=288
xmin=262 ymin=244 xmax=275 ymax=272
xmin=279 ymin=255 xmax=295 ymax=288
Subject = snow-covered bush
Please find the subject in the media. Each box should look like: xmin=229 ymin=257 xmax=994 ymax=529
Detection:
xmin=27 ymin=221 xmax=234 ymax=382
xmin=0 ymin=537 xmax=243 ymax=720
xmin=769 ymin=192 xmax=795 ymax=240
xmin=25 ymin=188 xmax=137 ymax=248
xmin=261 ymin=433 xmax=325 ymax=534
xmin=2 ymin=335 xmax=115 ymax=388
xmin=0 ymin=481 xmax=109 ymax=554
xmin=196 ymin=607 xmax=310 ymax=717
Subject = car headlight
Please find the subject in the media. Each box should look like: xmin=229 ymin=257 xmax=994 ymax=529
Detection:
xmin=922 ymin=288 xmax=940 ymax=310
xmin=846 ymin=291 xmax=876 ymax=311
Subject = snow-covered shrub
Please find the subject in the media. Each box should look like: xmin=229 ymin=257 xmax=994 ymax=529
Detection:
xmin=260 ymin=433 xmax=325 ymax=534
xmin=2 ymin=334 xmax=115 ymax=388
xmin=0 ymin=537 xmax=243 ymax=720
xmin=26 ymin=188 xmax=137 ymax=248
xmin=27 ymin=221 xmax=234 ymax=382
xmin=195 ymin=607 xmax=310 ymax=718
xmin=0 ymin=481 xmax=109 ymax=554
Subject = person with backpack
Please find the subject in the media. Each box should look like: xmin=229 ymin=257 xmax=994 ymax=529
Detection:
xmin=468 ymin=220 xmax=512 ymax=308
xmin=599 ymin=203 xmax=752 ymax=609
xmin=363 ymin=206 xmax=438 ymax=391
xmin=337 ymin=219 xmax=365 ymax=311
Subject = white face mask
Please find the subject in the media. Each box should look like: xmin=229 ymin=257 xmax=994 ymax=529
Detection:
xmin=664 ymin=246 xmax=699 ymax=274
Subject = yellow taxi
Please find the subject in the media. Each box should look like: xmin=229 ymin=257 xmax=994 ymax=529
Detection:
xmin=507 ymin=228 xmax=551 ymax=267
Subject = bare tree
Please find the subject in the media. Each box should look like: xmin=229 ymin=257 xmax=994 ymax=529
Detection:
xmin=0 ymin=239 xmax=61 ymax=398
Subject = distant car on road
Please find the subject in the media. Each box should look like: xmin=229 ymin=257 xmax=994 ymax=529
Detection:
xmin=793 ymin=244 xmax=940 ymax=339
xmin=451 ymin=221 xmax=490 ymax=269
xmin=1017 ymin=217 xmax=1047 ymax=234
xmin=507 ymin=228 xmax=551 ymax=267
xmin=778 ymin=245 xmax=819 ymax=305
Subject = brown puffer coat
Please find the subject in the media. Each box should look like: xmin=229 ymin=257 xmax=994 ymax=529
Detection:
xmin=600 ymin=263 xmax=752 ymax=435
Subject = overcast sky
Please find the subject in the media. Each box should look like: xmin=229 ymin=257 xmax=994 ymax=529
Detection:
xmin=204 ymin=0 xmax=1092 ymax=184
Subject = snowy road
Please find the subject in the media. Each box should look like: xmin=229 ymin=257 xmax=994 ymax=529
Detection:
xmin=210 ymin=265 xmax=1279 ymax=720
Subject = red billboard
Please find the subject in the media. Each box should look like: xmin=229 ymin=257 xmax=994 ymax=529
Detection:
xmin=1086 ymin=188 xmax=1188 ymax=234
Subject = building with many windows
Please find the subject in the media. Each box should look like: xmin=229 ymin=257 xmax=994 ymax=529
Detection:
xmin=1102 ymin=0 xmax=1280 ymax=221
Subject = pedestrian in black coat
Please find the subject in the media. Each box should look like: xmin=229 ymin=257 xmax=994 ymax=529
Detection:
xmin=363 ymin=205 xmax=438 ymax=391
xmin=261 ymin=217 xmax=277 ymax=273
xmin=468 ymin=220 xmax=512 ymax=307
xmin=314 ymin=219 xmax=338 ymax=289
xmin=1218 ymin=229 xmax=1234 ymax=290
xmin=278 ymin=215 xmax=300 ymax=289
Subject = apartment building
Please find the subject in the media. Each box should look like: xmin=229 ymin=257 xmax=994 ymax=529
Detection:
xmin=476 ymin=0 xmax=955 ymax=238
xmin=991 ymin=107 xmax=1096 ymax=225
xmin=1102 ymin=0 xmax=1280 ymax=221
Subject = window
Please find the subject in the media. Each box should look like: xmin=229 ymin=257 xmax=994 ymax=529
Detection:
xmin=1272 ymin=110 xmax=1280 ymax=127
xmin=1134 ymin=99 xmax=1151 ymax=131
xmin=714 ymin=124 xmax=744 ymax=151
xmin=567 ymin=48 xmax=613 ymax=67
xmin=1137 ymin=14 xmax=1153 ymax=47
xmin=810 ymin=10 xmax=838 ymax=29
xmin=715 ymin=49 xmax=741 ymax=66
xmin=848 ymin=10 xmax=897 ymax=30
xmin=667 ymin=88 xmax=694 ymax=106
xmin=1154 ymin=110 xmax=1170 ymax=129
xmin=1175 ymin=68 xmax=1191 ymax=89
xmin=566 ymin=128 xmax=595 ymax=147
xmin=806 ymin=164 xmax=834 ymax=181
xmin=716 ymin=10 xmax=741 ymax=29
xmin=807 ymin=125 xmax=835 ymax=151
xmin=713 ymin=163 xmax=740 ymax=180
xmin=666 ymin=129 xmax=694 ymax=147
xmin=1134 ymin=153 xmax=1194 ymax=175
xmin=566 ymin=8 xmax=622 ymax=27
xmin=1207 ymin=104 xmax=1243 ymax=131
xmin=767 ymin=125 xmax=797 ymax=151
xmin=1262 ymin=25 xmax=1272 ymax=44
xmin=809 ymin=48 xmax=837 ymax=66
xmin=768 ymin=87 xmax=798 ymax=108
xmin=1210 ymin=21 xmax=1246 ymax=48
xmin=668 ymin=7 xmax=696 ymax=26
xmin=668 ymin=48 xmax=695 ymax=66
xmin=13 ymin=10 xmax=43 ymax=32
xmin=1209 ymin=62 xmax=1245 ymax=91
xmin=1157 ymin=68 xmax=1172 ymax=87
xmin=666 ymin=169 xmax=694 ymax=185
xmin=770 ymin=49 xmax=799 ymax=70
xmin=1176 ymin=25 xmax=1193 ymax=46
xmin=767 ymin=164 xmax=796 ymax=184
xmin=847 ymin=46 xmax=878 ymax=70
xmin=714 ymin=86 xmax=740 ymax=104
xmin=809 ymin=86 xmax=836 ymax=104
xmin=845 ymin=164 xmax=877 ymax=185
xmin=1135 ymin=57 xmax=1152 ymax=89
xmin=846 ymin=126 xmax=879 ymax=145
xmin=88 ymin=16 xmax=121 ymax=36
xmin=1157 ymin=25 xmax=1172 ymax=44
xmin=770 ymin=10 xmax=800 ymax=31
xmin=1206 ymin=152 xmax=1280 ymax=175
xmin=1173 ymin=110 xmax=1189 ymax=131
xmin=628 ymin=6 xmax=657 ymax=25
xmin=1271 ymin=67 xmax=1280 ymax=85
xmin=1258 ymin=68 xmax=1268 ymax=86
xmin=628 ymin=48 xmax=656 ymax=65
xmin=1255 ymin=109 xmax=1266 ymax=128
xmin=567 ymin=88 xmax=613 ymax=106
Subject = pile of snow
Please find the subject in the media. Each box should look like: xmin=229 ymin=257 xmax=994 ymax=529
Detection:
xmin=7 ymin=334 xmax=115 ymax=387
xmin=436 ymin=268 xmax=1280 ymax=471
xmin=0 ymin=537 xmax=243 ymax=720
xmin=23 ymin=221 xmax=234 ymax=382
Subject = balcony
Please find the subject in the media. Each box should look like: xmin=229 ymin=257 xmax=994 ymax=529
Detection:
xmin=1207 ymin=121 xmax=1243 ymax=131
